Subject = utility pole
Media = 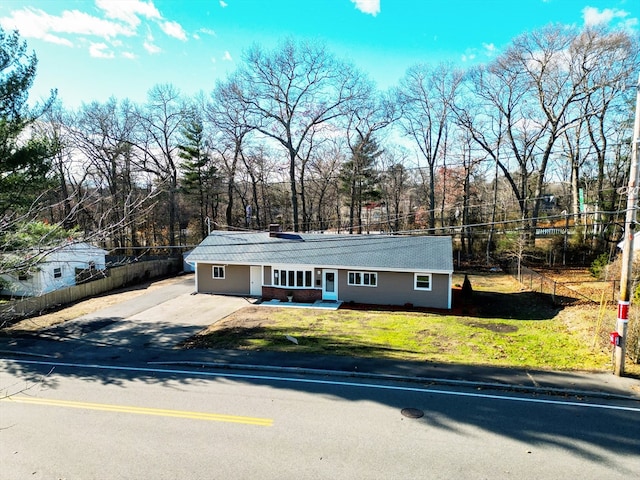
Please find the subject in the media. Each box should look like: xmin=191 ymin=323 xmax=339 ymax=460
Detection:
xmin=616 ymin=73 xmax=640 ymax=376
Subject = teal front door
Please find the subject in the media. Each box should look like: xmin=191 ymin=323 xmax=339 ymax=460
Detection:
xmin=322 ymin=269 xmax=338 ymax=301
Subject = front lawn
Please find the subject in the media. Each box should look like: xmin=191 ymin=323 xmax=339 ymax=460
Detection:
xmin=183 ymin=273 xmax=621 ymax=372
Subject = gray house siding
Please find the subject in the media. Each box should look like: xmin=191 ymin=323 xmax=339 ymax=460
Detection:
xmin=189 ymin=232 xmax=453 ymax=309
xmin=197 ymin=263 xmax=250 ymax=295
xmin=196 ymin=263 xmax=450 ymax=309
xmin=338 ymin=271 xmax=450 ymax=309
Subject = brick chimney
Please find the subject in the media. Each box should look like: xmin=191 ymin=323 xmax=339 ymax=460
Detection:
xmin=269 ymin=224 xmax=282 ymax=237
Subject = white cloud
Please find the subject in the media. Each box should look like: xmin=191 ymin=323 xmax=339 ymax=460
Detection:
xmin=95 ymin=0 xmax=161 ymax=27
xmin=0 ymin=7 xmax=134 ymax=44
xmin=89 ymin=42 xmax=115 ymax=58
xmin=482 ymin=43 xmax=496 ymax=53
xmin=351 ymin=0 xmax=380 ymax=16
xmin=1 ymin=1 xmax=189 ymax=58
xmin=223 ymin=51 xmax=233 ymax=61
xmin=194 ymin=28 xmax=216 ymax=40
xmin=144 ymin=40 xmax=161 ymax=54
xmin=160 ymin=20 xmax=187 ymax=40
xmin=40 ymin=33 xmax=74 ymax=47
xmin=122 ymin=51 xmax=137 ymax=59
xmin=582 ymin=6 xmax=629 ymax=26
xmin=460 ymin=42 xmax=499 ymax=63
xmin=220 ymin=1 xmax=228 ymax=7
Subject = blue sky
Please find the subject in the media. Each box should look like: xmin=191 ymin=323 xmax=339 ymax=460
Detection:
xmin=1 ymin=0 xmax=637 ymax=108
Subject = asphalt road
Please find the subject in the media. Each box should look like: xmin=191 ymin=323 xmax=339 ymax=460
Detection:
xmin=2 ymin=360 xmax=639 ymax=479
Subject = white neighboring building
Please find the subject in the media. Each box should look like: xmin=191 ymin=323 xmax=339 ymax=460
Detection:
xmin=617 ymin=231 xmax=640 ymax=252
xmin=1 ymin=242 xmax=108 ymax=297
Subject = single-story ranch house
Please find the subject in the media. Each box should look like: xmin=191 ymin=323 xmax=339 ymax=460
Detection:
xmin=186 ymin=227 xmax=453 ymax=309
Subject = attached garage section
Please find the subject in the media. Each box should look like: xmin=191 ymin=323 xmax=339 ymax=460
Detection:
xmin=196 ymin=263 xmax=251 ymax=295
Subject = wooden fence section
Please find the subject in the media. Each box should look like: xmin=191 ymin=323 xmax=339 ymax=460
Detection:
xmin=508 ymin=263 xmax=617 ymax=306
xmin=0 ymin=258 xmax=182 ymax=323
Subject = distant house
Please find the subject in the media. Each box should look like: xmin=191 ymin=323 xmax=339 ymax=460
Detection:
xmin=0 ymin=242 xmax=108 ymax=297
xmin=186 ymin=227 xmax=453 ymax=309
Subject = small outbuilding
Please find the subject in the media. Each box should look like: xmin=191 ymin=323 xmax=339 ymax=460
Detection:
xmin=0 ymin=242 xmax=108 ymax=297
xmin=186 ymin=228 xmax=453 ymax=309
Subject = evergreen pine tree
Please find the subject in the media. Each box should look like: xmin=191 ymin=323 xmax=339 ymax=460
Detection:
xmin=0 ymin=27 xmax=57 ymax=215
xmin=340 ymin=135 xmax=382 ymax=233
xmin=178 ymin=118 xmax=219 ymax=240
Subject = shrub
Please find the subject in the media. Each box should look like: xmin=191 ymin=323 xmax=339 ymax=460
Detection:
xmin=461 ymin=274 xmax=473 ymax=301
xmin=589 ymin=253 xmax=611 ymax=279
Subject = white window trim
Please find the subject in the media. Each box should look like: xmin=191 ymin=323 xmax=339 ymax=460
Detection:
xmin=53 ymin=267 xmax=63 ymax=279
xmin=212 ymin=265 xmax=225 ymax=279
xmin=414 ymin=273 xmax=432 ymax=291
xmin=271 ymin=266 xmax=313 ymax=289
xmin=347 ymin=270 xmax=378 ymax=287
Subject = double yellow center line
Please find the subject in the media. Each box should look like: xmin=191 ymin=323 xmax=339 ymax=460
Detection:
xmin=2 ymin=396 xmax=273 ymax=427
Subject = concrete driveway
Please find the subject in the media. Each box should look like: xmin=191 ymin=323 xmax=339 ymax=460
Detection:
xmin=39 ymin=275 xmax=255 ymax=356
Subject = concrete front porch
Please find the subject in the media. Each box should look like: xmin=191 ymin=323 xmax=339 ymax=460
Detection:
xmin=259 ymin=299 xmax=343 ymax=310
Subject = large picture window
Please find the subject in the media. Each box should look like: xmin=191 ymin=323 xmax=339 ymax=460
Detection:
xmin=348 ymin=271 xmax=377 ymax=287
xmin=212 ymin=265 xmax=225 ymax=279
xmin=414 ymin=273 xmax=432 ymax=291
xmin=272 ymin=267 xmax=312 ymax=288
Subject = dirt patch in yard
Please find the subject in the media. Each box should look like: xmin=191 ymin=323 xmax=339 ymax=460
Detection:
xmin=466 ymin=321 xmax=519 ymax=333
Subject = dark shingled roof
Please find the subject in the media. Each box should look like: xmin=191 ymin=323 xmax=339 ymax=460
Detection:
xmin=186 ymin=232 xmax=453 ymax=273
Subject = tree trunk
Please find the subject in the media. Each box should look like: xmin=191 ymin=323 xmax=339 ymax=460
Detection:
xmin=289 ymin=154 xmax=299 ymax=232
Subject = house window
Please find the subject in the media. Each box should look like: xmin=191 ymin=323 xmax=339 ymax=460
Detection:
xmin=414 ymin=273 xmax=432 ymax=291
xmin=53 ymin=267 xmax=62 ymax=279
xmin=348 ymin=271 xmax=377 ymax=287
xmin=212 ymin=265 xmax=225 ymax=279
xmin=272 ymin=267 xmax=313 ymax=288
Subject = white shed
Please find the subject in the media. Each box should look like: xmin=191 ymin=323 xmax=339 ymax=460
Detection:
xmin=1 ymin=242 xmax=108 ymax=297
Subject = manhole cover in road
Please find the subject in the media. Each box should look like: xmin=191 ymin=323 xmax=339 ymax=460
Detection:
xmin=401 ymin=408 xmax=424 ymax=419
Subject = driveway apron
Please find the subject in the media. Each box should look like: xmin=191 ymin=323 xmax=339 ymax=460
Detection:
xmin=37 ymin=277 xmax=253 ymax=361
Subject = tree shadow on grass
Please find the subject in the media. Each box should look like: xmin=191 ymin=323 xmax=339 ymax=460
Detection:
xmin=341 ymin=290 xmax=563 ymax=321
xmin=461 ymin=290 xmax=563 ymax=320
xmin=181 ymin=325 xmax=425 ymax=359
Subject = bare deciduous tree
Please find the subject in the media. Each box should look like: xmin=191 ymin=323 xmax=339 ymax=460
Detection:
xmin=236 ymin=38 xmax=368 ymax=231
xmin=134 ymin=84 xmax=190 ymax=247
xmin=396 ymin=63 xmax=463 ymax=231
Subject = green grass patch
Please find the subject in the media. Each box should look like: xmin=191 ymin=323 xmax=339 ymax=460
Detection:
xmin=185 ymin=305 xmax=610 ymax=371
